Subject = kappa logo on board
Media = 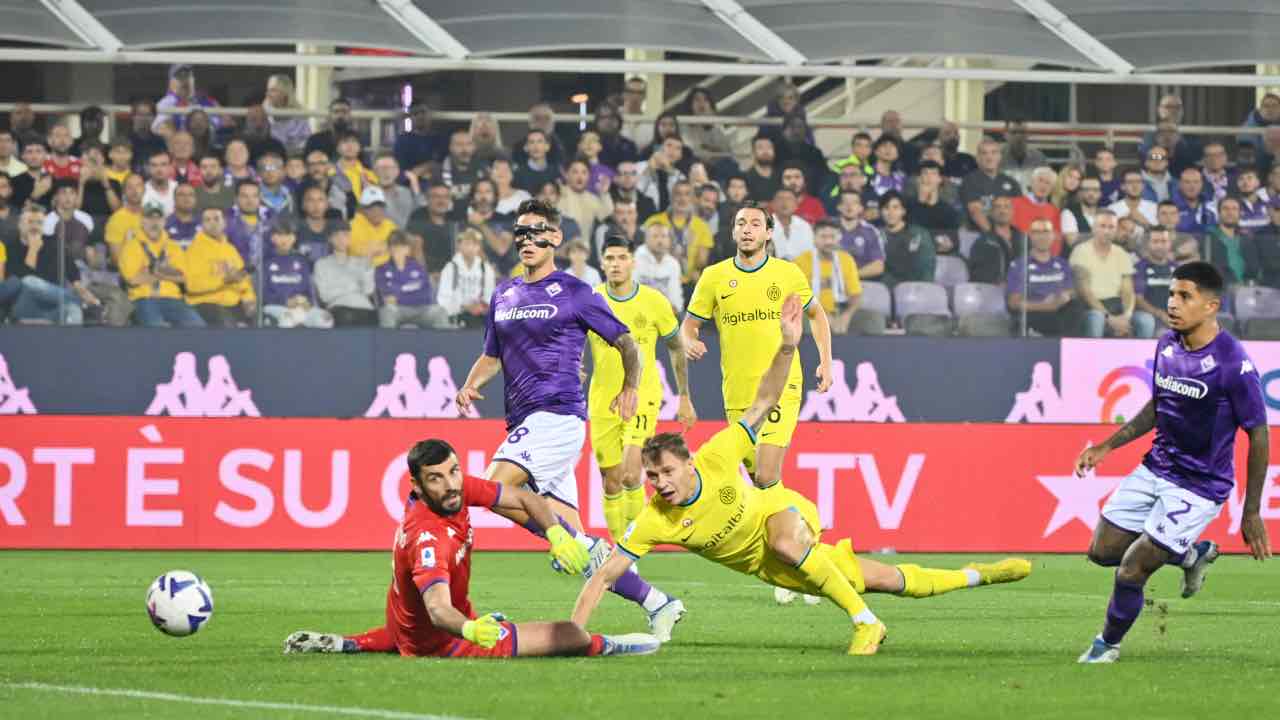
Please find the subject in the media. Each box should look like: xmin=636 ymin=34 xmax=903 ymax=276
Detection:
xmin=366 ymin=354 xmax=480 ymax=419
xmin=146 ymin=352 xmax=259 ymax=417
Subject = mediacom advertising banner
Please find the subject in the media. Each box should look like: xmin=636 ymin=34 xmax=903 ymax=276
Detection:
xmin=1 ymin=417 xmax=1277 ymax=553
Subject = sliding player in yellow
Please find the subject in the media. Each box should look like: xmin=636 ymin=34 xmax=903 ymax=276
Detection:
xmin=574 ymin=295 xmax=1032 ymax=656
xmin=588 ymin=234 xmax=696 ymax=544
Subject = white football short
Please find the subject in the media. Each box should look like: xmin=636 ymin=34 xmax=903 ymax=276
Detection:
xmin=1100 ymin=464 xmax=1223 ymax=556
xmin=490 ymin=411 xmax=586 ymax=509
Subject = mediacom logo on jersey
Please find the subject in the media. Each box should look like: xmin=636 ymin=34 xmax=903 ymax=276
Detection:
xmin=495 ymin=304 xmax=558 ymax=321
xmin=1153 ymin=373 xmax=1208 ymax=400
xmin=720 ymin=307 xmax=781 ymax=326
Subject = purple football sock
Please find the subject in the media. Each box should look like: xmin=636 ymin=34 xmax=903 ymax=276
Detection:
xmin=609 ymin=568 xmax=653 ymax=605
xmin=1101 ymin=576 xmax=1145 ymax=645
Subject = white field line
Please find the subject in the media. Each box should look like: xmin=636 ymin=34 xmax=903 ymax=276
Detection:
xmin=1 ymin=682 xmax=478 ymax=720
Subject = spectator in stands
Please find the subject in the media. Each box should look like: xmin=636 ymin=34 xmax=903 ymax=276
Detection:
xmin=405 ymin=182 xmax=458 ymax=276
xmin=1172 ymin=166 xmax=1216 ymax=236
xmin=44 ymin=181 xmax=93 ymax=275
xmin=1204 ymin=196 xmax=1259 ymax=286
xmin=938 ymin=121 xmax=977 ymax=183
xmin=223 ymin=138 xmax=255 ymax=184
xmin=489 ymin=157 xmax=530 ymax=218
xmin=262 ymin=221 xmax=332 ymax=328
xmin=1156 ymin=200 xmax=1180 ymax=235
xmin=645 ymin=179 xmax=713 ymax=281
xmin=620 ymin=77 xmax=653 ymax=150
xmin=263 ymin=74 xmax=310 ymax=154
xmin=830 ymin=131 xmax=874 ymax=179
xmin=970 ymin=195 xmax=1023 ymax=285
xmin=565 ymin=240 xmax=603 ymax=286
xmin=1141 ymin=99 xmax=1201 ymax=175
xmin=193 ymin=153 xmax=234 ymax=212
xmin=1011 ymin=166 xmax=1061 ymax=251
xmin=467 ymin=112 xmax=503 ymax=170
xmin=155 ymin=65 xmax=222 ymax=132
xmin=695 ymin=184 xmax=722 ymax=239
xmin=225 ymin=179 xmax=273 ymax=273
xmin=905 ymin=144 xmax=959 ymax=207
xmin=304 ymin=97 xmax=354 ymax=160
xmin=1201 ymin=142 xmax=1232 ymax=202
xmin=834 ymin=190 xmax=885 ymax=281
xmin=43 ymin=124 xmax=80 ymax=181
xmin=635 ymin=136 xmax=685 ymax=212
xmin=535 ymin=181 xmax=580 ymax=248
xmin=1007 ymin=217 xmax=1079 ymax=336
xmin=314 ymin=223 xmax=376 ymax=326
xmin=960 ymin=137 xmax=1021 ymax=237
xmin=253 ymin=152 xmax=291 ymax=217
xmin=1070 ymin=210 xmax=1142 ymax=338
xmin=998 ymin=117 xmax=1046 ymax=190
xmin=76 ymin=238 xmax=129 ymax=327
xmin=744 ymin=135 xmax=780 ymax=204
xmin=284 ymin=153 xmax=306 ymax=194
xmin=576 ymin=130 xmax=616 ymax=196
xmin=762 ymin=83 xmax=807 ymax=147
xmin=164 ymin=183 xmax=200 ymax=247
xmin=184 ymin=205 xmax=255 ymax=327
xmin=907 ymin=160 xmax=959 ymax=255
xmin=610 ymin=159 xmax=656 ymax=220
xmin=682 ymin=88 xmax=734 ymax=168
xmin=629 ymin=223 xmax=683 ymax=312
xmin=77 ymin=144 xmax=120 ymax=233
xmin=1061 ymin=175 xmax=1102 ymax=251
xmin=868 ymin=136 xmax=905 ymax=197
xmin=1253 ymin=126 xmax=1280 ymax=179
xmin=242 ymin=104 xmax=287 ymax=167
xmin=558 ymin=158 xmax=612 ymax=241
xmin=1238 ymin=93 xmax=1280 ymax=152
xmin=781 ymin=163 xmax=825 ymax=225
xmin=185 ymin=108 xmax=216 ymax=159
xmin=880 ymin=191 xmax=935 ymax=288
xmin=1253 ymin=196 xmax=1280 ymax=288
xmin=1132 ymin=227 xmax=1177 ymax=338
xmin=795 ymin=218 xmax=861 ymax=335
xmin=10 ymin=141 xmax=51 ymax=209
xmin=295 ymin=149 xmax=344 ymax=218
xmin=8 ymin=204 xmax=97 ymax=324
xmin=119 ymin=201 xmax=203 ymax=327
xmin=1108 ymin=168 xmax=1158 ymax=228
xmin=369 ymin=151 xmax=416 ymax=228
xmin=6 ymin=102 xmax=42 ymax=148
xmin=1051 ymin=165 xmax=1082 ymax=210
xmin=512 ymin=129 xmax=559 ymax=195
xmin=1140 ymin=146 xmax=1175 ymax=203
xmin=376 ymin=230 xmax=445 ymax=329
xmin=767 ymin=186 xmax=813 ymax=262
xmin=1234 ymin=167 xmax=1269 ymax=231
xmin=349 ymin=186 xmax=397 ymax=265
xmin=435 ymin=226 xmax=495 ymax=328
xmin=877 ymin=110 xmax=916 ymax=173
xmin=595 ymin=200 xmax=643 ymax=261
xmin=105 ymin=174 xmax=145 ymax=258
xmin=0 ymin=129 xmax=25 ymax=178
xmin=514 ymin=102 xmax=566 ymax=170
xmin=823 ymin=162 xmax=874 ymax=218
xmin=440 ymin=128 xmax=484 ymax=204
xmin=595 ymin=101 xmax=640 ymax=169
xmin=1093 ymin=147 xmax=1121 ymax=205
xmin=394 ymin=100 xmax=445 ymax=181
xmin=105 ymin=138 xmax=133 ymax=186
xmin=777 ymin=113 xmax=827 ymax=192
xmin=331 ymin=131 xmax=377 ymax=208
xmin=167 ymin=131 xmax=200 ymax=187
xmin=295 ymin=185 xmax=339 ymax=263
xmin=642 ymin=113 xmax=695 ymax=175
xmin=465 ymin=177 xmax=512 ymax=252
xmin=141 ymin=150 xmax=177 ymax=217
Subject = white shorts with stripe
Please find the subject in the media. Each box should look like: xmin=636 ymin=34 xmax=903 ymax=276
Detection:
xmin=490 ymin=411 xmax=586 ymax=509
xmin=1100 ymin=464 xmax=1223 ymax=556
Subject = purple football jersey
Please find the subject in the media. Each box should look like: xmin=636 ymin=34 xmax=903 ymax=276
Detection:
xmin=483 ymin=271 xmax=628 ymax=429
xmin=1143 ymin=330 xmax=1266 ymax=503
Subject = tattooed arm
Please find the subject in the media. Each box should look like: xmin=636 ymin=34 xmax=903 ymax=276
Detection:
xmin=1074 ymin=399 xmax=1155 ymax=474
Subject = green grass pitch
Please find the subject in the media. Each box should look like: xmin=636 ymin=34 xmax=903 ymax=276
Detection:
xmin=1 ymin=550 xmax=1276 ymax=719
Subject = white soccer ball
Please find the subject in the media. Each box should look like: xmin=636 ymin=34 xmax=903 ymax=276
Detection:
xmin=145 ymin=570 xmax=214 ymax=637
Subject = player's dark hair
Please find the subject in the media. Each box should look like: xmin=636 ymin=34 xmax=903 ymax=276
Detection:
xmin=516 ymin=198 xmax=561 ymax=226
xmin=642 ymin=433 xmax=691 ymax=466
xmin=407 ymin=439 xmax=457 ymax=481
xmin=602 ymin=233 xmax=634 ymax=254
xmin=735 ymin=200 xmax=774 ymax=230
xmin=1172 ymin=261 xmax=1224 ymax=298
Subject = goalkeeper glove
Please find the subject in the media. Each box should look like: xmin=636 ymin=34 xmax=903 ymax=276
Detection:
xmin=546 ymin=525 xmax=589 ymax=576
xmin=461 ymin=613 xmax=504 ymax=648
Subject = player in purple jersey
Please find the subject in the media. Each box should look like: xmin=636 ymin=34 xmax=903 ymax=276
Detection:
xmin=1074 ymin=261 xmax=1272 ymax=663
xmin=455 ymin=199 xmax=686 ymax=642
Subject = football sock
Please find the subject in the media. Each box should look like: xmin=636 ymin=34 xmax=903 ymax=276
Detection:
xmin=587 ymin=634 xmax=606 ymax=657
xmin=1101 ymin=575 xmax=1145 ymax=646
xmin=603 ymin=492 xmax=626 ymax=542
xmin=895 ymin=564 xmax=972 ymax=598
xmin=622 ymin=485 xmax=647 ymax=527
xmin=826 ymin=540 xmax=865 ymax=592
xmin=795 ymin=544 xmax=876 ymax=623
xmin=640 ymin=586 xmax=671 ymax=613
xmin=346 ymin=625 xmax=395 ymax=653
xmin=610 ymin=567 xmax=656 ymax=606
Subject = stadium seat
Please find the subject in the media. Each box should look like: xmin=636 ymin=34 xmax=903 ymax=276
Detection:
xmin=934 ymin=255 xmax=970 ymax=289
xmin=1232 ymin=286 xmax=1280 ymax=339
xmin=893 ymin=282 xmax=952 ymax=337
xmin=850 ymin=281 xmax=890 ymax=335
xmin=952 ymin=282 xmax=1011 ymax=337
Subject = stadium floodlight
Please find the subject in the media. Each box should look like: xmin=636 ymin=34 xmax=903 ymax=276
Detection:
xmin=39 ymin=0 xmax=123 ymax=53
xmin=1014 ymin=0 xmax=1134 ymax=75
xmin=700 ymin=0 xmax=806 ymax=66
xmin=376 ymin=0 xmax=469 ymax=60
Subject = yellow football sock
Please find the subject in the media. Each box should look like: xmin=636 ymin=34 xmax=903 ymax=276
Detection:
xmin=602 ymin=492 xmax=626 ymax=542
xmin=797 ymin=545 xmax=873 ymax=621
xmin=622 ymin=486 xmax=646 ymax=527
xmin=826 ymin=540 xmax=866 ymax=593
xmin=895 ymin=563 xmax=971 ymax=598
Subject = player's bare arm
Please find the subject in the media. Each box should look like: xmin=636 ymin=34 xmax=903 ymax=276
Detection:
xmin=572 ymin=551 xmax=633 ymax=627
xmin=457 ymin=354 xmax=501 ymax=411
xmin=741 ymin=295 xmax=803 ymax=432
xmin=610 ymin=333 xmax=641 ymax=421
xmin=1242 ymin=424 xmax=1272 ymax=561
xmin=664 ymin=331 xmax=697 ymax=430
xmin=680 ymin=315 xmax=707 ymax=360
xmin=488 ymin=480 xmax=591 ymax=574
xmin=1075 ymin=399 xmax=1155 ymax=474
xmin=805 ymin=300 xmax=835 ymax=393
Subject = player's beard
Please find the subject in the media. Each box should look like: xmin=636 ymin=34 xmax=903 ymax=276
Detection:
xmin=424 ymin=490 xmax=463 ymax=516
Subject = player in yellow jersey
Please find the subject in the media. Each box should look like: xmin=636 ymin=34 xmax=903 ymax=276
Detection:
xmin=588 ymin=235 xmax=696 ymax=544
xmin=575 ymin=295 xmax=1032 ymax=656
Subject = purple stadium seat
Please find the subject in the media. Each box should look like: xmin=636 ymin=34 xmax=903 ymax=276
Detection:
xmin=953 ymin=282 xmax=1011 ymax=337
xmin=893 ymin=282 xmax=951 ymax=321
xmin=934 ymin=255 xmax=970 ymax=289
xmin=1232 ymin=285 xmax=1280 ymax=322
xmin=858 ymin=281 xmax=891 ymax=316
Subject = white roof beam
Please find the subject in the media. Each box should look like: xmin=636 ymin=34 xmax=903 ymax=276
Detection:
xmin=1014 ymin=0 xmax=1133 ymax=75
xmin=376 ymin=0 xmax=469 ymax=59
xmin=700 ymin=0 xmax=806 ymax=66
xmin=39 ymin=0 xmax=123 ymax=53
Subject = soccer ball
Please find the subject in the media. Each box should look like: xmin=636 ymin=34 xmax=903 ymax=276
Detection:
xmin=145 ymin=570 xmax=214 ymax=637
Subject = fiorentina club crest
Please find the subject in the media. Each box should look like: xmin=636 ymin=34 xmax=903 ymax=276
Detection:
xmin=145 ymin=352 xmax=260 ymax=417
xmin=366 ymin=354 xmax=480 ymax=418
xmin=0 ymin=354 xmax=36 ymax=414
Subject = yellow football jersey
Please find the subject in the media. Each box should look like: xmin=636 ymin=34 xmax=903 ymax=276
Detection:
xmin=617 ymin=422 xmax=771 ymax=575
xmin=686 ymin=256 xmax=813 ymax=410
xmin=587 ymin=282 xmax=678 ymax=418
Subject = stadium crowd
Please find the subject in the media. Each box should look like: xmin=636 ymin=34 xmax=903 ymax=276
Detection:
xmin=4 ymin=66 xmax=1280 ymax=337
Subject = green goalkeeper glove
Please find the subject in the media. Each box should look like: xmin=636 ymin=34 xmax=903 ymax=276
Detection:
xmin=546 ymin=525 xmax=589 ymax=575
xmin=461 ymin=613 xmax=504 ymax=648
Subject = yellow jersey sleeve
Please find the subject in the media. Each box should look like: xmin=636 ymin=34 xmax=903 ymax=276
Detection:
xmin=649 ymin=287 xmax=679 ymax=339
xmin=616 ymin=505 xmax=665 ymax=561
xmin=686 ymin=261 xmax=719 ymax=321
xmin=780 ymin=259 xmax=814 ymax=310
xmin=696 ymin=421 xmax=758 ymax=475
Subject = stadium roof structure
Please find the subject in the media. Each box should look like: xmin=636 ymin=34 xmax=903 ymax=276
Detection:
xmin=4 ymin=0 xmax=1280 ymax=86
